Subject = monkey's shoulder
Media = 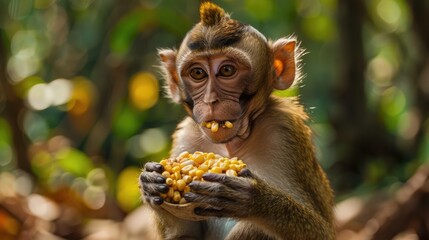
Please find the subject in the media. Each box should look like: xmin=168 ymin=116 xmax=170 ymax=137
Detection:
xmin=266 ymin=96 xmax=310 ymax=122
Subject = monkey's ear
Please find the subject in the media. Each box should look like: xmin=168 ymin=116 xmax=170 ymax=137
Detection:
xmin=272 ymin=39 xmax=296 ymax=90
xmin=158 ymin=49 xmax=181 ymax=103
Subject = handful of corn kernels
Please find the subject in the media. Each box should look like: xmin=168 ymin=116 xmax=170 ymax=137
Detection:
xmin=159 ymin=151 xmax=247 ymax=204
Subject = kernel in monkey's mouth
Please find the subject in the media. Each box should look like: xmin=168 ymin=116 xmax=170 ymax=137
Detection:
xmin=201 ymin=120 xmax=234 ymax=132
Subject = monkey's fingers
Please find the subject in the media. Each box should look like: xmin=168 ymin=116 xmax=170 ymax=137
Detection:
xmin=141 ymin=182 xmax=169 ymax=196
xmin=188 ymin=180 xmax=240 ymax=198
xmin=144 ymin=162 xmax=164 ymax=173
xmin=237 ymin=168 xmax=254 ymax=178
xmin=184 ymin=192 xmax=233 ymax=208
xmin=144 ymin=195 xmax=164 ymax=206
xmin=202 ymin=173 xmax=253 ymax=191
xmin=140 ymin=171 xmax=166 ymax=184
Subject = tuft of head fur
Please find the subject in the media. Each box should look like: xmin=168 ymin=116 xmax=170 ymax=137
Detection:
xmin=200 ymin=1 xmax=226 ymax=26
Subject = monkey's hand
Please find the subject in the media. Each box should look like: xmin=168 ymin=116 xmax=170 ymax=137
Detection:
xmin=139 ymin=162 xmax=169 ymax=207
xmin=184 ymin=168 xmax=258 ymax=218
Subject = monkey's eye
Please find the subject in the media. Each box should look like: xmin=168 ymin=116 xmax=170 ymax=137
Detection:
xmin=219 ymin=65 xmax=237 ymax=78
xmin=190 ymin=67 xmax=207 ymax=80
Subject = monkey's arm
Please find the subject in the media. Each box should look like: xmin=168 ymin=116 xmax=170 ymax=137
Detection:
xmin=184 ymin=170 xmax=335 ymax=240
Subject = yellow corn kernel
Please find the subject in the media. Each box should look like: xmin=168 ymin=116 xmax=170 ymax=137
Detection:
xmin=160 ymin=159 xmax=168 ymax=166
xmin=164 ymin=164 xmax=172 ymax=172
xmin=181 ymin=165 xmax=194 ymax=174
xmin=176 ymin=179 xmax=186 ymax=191
xmin=167 ymin=187 xmax=174 ymax=198
xmin=229 ymin=164 xmax=238 ymax=171
xmin=174 ymin=171 xmax=182 ymax=181
xmin=173 ymin=191 xmax=181 ymax=202
xmin=195 ymin=169 xmax=205 ymax=178
xmin=179 ymin=197 xmax=187 ymax=204
xmin=183 ymin=175 xmax=192 ymax=184
xmin=193 ymin=154 xmax=205 ymax=164
xmin=226 ymin=169 xmax=237 ymax=177
xmin=211 ymin=121 xmax=219 ymax=132
xmin=172 ymin=180 xmax=178 ymax=190
xmin=206 ymin=159 xmax=215 ymax=167
xmin=205 ymin=122 xmax=212 ymax=129
xmin=207 ymin=152 xmax=215 ymax=159
xmin=180 ymin=159 xmax=195 ymax=167
xmin=222 ymin=163 xmax=230 ymax=171
xmin=162 ymin=171 xmax=171 ymax=178
xmin=172 ymin=165 xmax=181 ymax=173
xmin=210 ymin=167 xmax=223 ymax=174
xmin=225 ymin=121 xmax=233 ymax=128
xmin=193 ymin=176 xmax=200 ymax=181
xmin=166 ymin=178 xmax=174 ymax=186
xmin=188 ymin=168 xmax=197 ymax=177
xmin=198 ymin=164 xmax=209 ymax=172
xmin=184 ymin=185 xmax=191 ymax=193
xmin=178 ymin=151 xmax=190 ymax=159
xmin=213 ymin=158 xmax=222 ymax=167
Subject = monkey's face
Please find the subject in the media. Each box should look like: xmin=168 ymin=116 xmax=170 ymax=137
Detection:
xmin=158 ymin=2 xmax=297 ymax=144
xmin=179 ymin=51 xmax=252 ymax=143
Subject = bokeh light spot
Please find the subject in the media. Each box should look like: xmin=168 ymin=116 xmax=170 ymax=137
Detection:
xmin=68 ymin=77 xmax=95 ymax=116
xmin=116 ymin=167 xmax=141 ymax=212
xmin=0 ymin=142 xmax=13 ymax=167
xmin=381 ymin=87 xmax=406 ymax=117
xmin=83 ymin=186 xmax=106 ymax=210
xmin=28 ymin=194 xmax=60 ymax=221
xmin=129 ymin=72 xmax=159 ymax=110
xmin=27 ymin=83 xmax=54 ymax=110
xmin=140 ymin=128 xmax=167 ymax=155
xmin=377 ymin=0 xmax=401 ymax=27
xmin=367 ymin=56 xmax=395 ymax=88
xmin=87 ymin=168 xmax=109 ymax=191
xmin=50 ymin=78 xmax=73 ymax=106
xmin=24 ymin=112 xmax=50 ymax=142
xmin=0 ymin=172 xmax=17 ymax=197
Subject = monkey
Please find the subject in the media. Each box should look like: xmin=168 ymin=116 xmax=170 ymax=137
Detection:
xmin=139 ymin=1 xmax=335 ymax=239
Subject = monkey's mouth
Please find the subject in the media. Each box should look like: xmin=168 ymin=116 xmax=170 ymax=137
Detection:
xmin=201 ymin=120 xmax=234 ymax=133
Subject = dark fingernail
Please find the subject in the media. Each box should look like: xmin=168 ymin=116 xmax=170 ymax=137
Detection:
xmin=238 ymin=168 xmax=251 ymax=177
xmin=155 ymin=164 xmax=163 ymax=172
xmin=157 ymin=176 xmax=165 ymax=183
xmin=183 ymin=193 xmax=191 ymax=200
xmin=154 ymin=197 xmax=163 ymax=205
xmin=159 ymin=184 xmax=168 ymax=193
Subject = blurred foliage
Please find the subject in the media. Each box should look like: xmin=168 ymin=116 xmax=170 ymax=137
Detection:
xmin=0 ymin=0 xmax=429 ymax=238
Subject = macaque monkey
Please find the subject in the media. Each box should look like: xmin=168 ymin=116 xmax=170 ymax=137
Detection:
xmin=139 ymin=1 xmax=335 ymax=239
